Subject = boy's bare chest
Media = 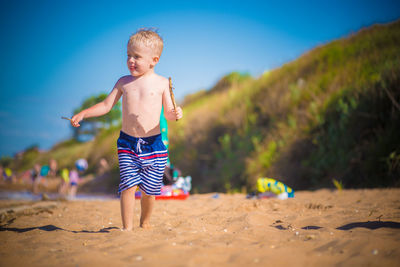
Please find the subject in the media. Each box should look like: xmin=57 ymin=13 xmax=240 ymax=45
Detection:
xmin=122 ymin=84 xmax=162 ymax=101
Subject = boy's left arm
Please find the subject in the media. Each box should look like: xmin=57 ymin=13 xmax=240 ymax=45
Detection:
xmin=162 ymin=83 xmax=183 ymax=121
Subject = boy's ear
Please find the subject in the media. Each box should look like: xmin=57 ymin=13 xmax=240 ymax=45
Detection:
xmin=152 ymin=56 xmax=160 ymax=65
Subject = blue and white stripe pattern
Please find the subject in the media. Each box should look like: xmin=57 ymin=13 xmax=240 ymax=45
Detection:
xmin=117 ymin=131 xmax=168 ymax=196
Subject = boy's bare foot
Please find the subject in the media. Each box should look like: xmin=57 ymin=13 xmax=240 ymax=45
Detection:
xmin=140 ymin=193 xmax=155 ymax=230
xmin=121 ymin=227 xmax=133 ymax=231
xmin=140 ymin=223 xmax=152 ymax=229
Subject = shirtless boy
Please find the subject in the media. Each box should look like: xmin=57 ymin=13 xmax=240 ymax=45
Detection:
xmin=70 ymin=29 xmax=183 ymax=230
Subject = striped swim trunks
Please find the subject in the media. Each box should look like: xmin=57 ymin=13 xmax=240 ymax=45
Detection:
xmin=117 ymin=131 xmax=168 ymax=196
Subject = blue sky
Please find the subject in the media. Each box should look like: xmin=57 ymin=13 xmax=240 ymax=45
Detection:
xmin=0 ymin=0 xmax=399 ymax=157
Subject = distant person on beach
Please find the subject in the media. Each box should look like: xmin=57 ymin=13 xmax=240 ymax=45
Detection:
xmin=0 ymin=166 xmax=4 ymax=184
xmin=58 ymin=168 xmax=69 ymax=195
xmin=1 ymin=166 xmax=15 ymax=184
xmin=31 ymin=163 xmax=42 ymax=194
xmin=97 ymin=158 xmax=110 ymax=175
xmin=65 ymin=158 xmax=88 ymax=198
xmin=70 ymin=28 xmax=183 ymax=230
xmin=68 ymin=168 xmax=80 ymax=198
xmin=49 ymin=159 xmax=58 ymax=178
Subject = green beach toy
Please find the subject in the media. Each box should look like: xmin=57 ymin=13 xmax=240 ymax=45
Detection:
xmin=257 ymin=177 xmax=294 ymax=198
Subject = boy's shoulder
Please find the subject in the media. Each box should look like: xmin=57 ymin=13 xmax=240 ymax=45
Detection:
xmin=153 ymin=73 xmax=169 ymax=85
xmin=114 ymin=75 xmax=133 ymax=88
xmin=115 ymin=74 xmax=168 ymax=90
xmin=145 ymin=73 xmax=169 ymax=90
xmin=117 ymin=74 xmax=168 ymax=82
xmin=118 ymin=75 xmax=134 ymax=83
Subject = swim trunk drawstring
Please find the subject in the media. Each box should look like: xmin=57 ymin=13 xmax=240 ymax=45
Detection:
xmin=136 ymin=138 xmax=147 ymax=153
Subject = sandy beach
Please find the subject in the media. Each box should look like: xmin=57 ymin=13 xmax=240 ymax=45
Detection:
xmin=1 ymin=189 xmax=399 ymax=267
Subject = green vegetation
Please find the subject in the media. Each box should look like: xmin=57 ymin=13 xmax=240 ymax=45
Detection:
xmin=72 ymin=93 xmax=121 ymax=141
xmin=168 ymin=20 xmax=400 ymax=192
xmin=332 ymin=179 xmax=343 ymax=191
xmin=8 ymin=20 xmax=400 ymax=193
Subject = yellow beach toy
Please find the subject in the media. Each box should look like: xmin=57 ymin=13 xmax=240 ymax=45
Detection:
xmin=257 ymin=177 xmax=294 ymax=198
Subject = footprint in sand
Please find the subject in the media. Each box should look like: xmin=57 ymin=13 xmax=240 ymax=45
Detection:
xmin=305 ymin=203 xmax=333 ymax=210
xmin=314 ymin=239 xmax=353 ymax=254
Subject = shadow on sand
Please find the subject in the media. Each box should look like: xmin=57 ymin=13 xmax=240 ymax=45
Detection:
xmin=274 ymin=221 xmax=400 ymax=231
xmin=336 ymin=221 xmax=400 ymax=230
xmin=302 ymin=226 xmax=323 ymax=230
xmin=0 ymin=224 xmax=119 ymax=234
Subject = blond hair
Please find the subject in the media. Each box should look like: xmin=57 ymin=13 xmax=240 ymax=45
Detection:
xmin=128 ymin=28 xmax=164 ymax=57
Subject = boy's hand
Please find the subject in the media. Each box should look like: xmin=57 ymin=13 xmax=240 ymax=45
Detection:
xmin=174 ymin=106 xmax=183 ymax=120
xmin=71 ymin=112 xmax=85 ymax=127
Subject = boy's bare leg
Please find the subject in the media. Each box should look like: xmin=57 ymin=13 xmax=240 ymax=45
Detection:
xmin=120 ymin=186 xmax=137 ymax=231
xmin=140 ymin=192 xmax=155 ymax=229
xmin=69 ymin=185 xmax=77 ymax=198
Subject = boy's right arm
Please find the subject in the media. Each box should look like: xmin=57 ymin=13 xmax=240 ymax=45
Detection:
xmin=71 ymin=84 xmax=123 ymax=128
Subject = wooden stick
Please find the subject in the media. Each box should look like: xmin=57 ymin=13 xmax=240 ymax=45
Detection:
xmin=61 ymin=116 xmax=72 ymax=121
xmin=169 ymin=77 xmax=178 ymax=121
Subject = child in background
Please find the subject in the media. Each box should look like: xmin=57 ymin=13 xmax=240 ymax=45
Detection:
xmin=58 ymin=168 xmax=70 ymax=195
xmin=49 ymin=159 xmax=58 ymax=178
xmin=31 ymin=164 xmax=42 ymax=194
xmin=97 ymin=158 xmax=110 ymax=175
xmin=68 ymin=168 xmax=80 ymax=198
xmin=1 ymin=167 xmax=15 ymax=184
xmin=70 ymin=28 xmax=183 ymax=230
xmin=68 ymin=159 xmax=88 ymax=198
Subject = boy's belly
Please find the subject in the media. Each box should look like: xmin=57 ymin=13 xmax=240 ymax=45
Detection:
xmin=121 ymin=90 xmax=163 ymax=137
xmin=121 ymin=111 xmax=161 ymax=138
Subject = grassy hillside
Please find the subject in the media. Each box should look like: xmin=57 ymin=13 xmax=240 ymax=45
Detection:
xmin=10 ymin=20 xmax=400 ymax=193
xmin=168 ymin=20 xmax=400 ymax=192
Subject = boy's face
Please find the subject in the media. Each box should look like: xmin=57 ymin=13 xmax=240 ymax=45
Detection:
xmin=127 ymin=43 xmax=159 ymax=77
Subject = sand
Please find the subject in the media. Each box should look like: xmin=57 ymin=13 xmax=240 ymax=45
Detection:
xmin=0 ymin=189 xmax=399 ymax=267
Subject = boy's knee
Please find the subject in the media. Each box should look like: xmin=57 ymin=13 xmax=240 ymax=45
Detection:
xmin=141 ymin=191 xmax=155 ymax=199
xmin=122 ymin=185 xmax=137 ymax=194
